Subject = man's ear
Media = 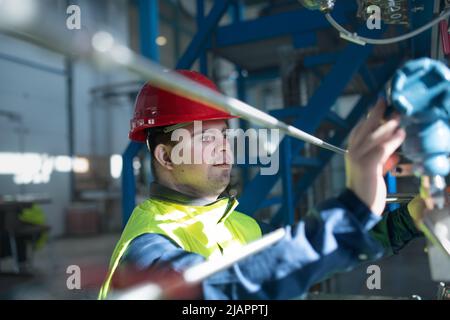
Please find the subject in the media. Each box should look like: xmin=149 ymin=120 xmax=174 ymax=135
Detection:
xmin=153 ymin=144 xmax=174 ymax=170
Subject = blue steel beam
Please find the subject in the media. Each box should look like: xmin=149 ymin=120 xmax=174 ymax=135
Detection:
xmin=211 ymin=3 xmax=356 ymax=48
xmin=122 ymin=142 xmax=143 ymax=226
xmin=270 ymin=106 xmax=349 ymax=130
xmin=196 ymin=0 xmax=208 ymax=75
xmin=230 ymin=0 xmax=244 ymax=23
xmin=281 ymin=137 xmax=295 ymax=225
xmin=245 ymin=67 xmax=280 ymax=87
xmin=271 ymin=58 xmax=402 ymax=226
xmin=386 ymin=172 xmax=400 ymax=211
xmin=122 ymin=0 xmax=160 ymax=226
xmin=291 ymin=156 xmax=321 ymax=167
xmin=303 ymin=52 xmax=340 ymax=67
xmin=410 ymin=0 xmax=434 ymax=58
xmin=269 ymin=105 xmax=308 ymax=118
xmin=270 ymin=94 xmax=379 ymax=226
xmin=237 ymin=25 xmax=383 ymax=217
xmin=358 ymin=64 xmax=377 ymax=91
xmin=305 ymin=52 xmax=379 ymax=93
xmin=231 ymin=0 xmax=251 ymax=187
xmin=176 ymin=0 xmax=231 ymax=69
xmin=258 ymin=197 xmax=282 ymax=210
xmin=292 ymin=32 xmax=317 ymax=49
xmin=325 ymin=111 xmax=350 ymax=130
xmin=236 ymin=68 xmax=251 ymax=186
xmin=138 ymin=0 xmax=160 ymax=62
xmin=172 ymin=2 xmax=181 ymax=63
xmin=289 ymin=23 xmax=385 ymax=155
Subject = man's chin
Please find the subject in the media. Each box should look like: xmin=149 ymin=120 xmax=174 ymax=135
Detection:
xmin=211 ymin=164 xmax=232 ymax=172
xmin=212 ymin=178 xmax=230 ymax=194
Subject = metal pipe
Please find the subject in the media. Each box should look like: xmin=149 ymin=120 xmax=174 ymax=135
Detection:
xmin=183 ymin=228 xmax=286 ymax=283
xmin=108 ymin=228 xmax=286 ymax=299
xmin=385 ymin=193 xmax=417 ymax=204
xmin=0 ymin=2 xmax=347 ymax=155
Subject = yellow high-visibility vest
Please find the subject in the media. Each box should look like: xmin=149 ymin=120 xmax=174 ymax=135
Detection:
xmin=98 ymin=197 xmax=261 ymax=299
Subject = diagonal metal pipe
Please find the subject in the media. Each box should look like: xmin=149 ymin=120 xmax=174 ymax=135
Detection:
xmin=0 ymin=1 xmax=347 ymax=156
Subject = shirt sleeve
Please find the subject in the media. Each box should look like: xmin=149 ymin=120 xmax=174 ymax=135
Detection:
xmin=258 ymin=200 xmax=423 ymax=255
xmin=369 ymin=203 xmax=423 ymax=255
xmin=118 ymin=188 xmax=385 ymax=300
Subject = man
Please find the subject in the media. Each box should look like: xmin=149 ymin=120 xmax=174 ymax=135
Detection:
xmin=99 ymin=70 xmax=423 ymax=300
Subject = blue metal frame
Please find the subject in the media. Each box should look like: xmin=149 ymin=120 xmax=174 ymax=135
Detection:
xmin=274 ymin=58 xmax=402 ymax=225
xmin=176 ymin=0 xmax=231 ymax=69
xmin=303 ymin=52 xmax=340 ymax=68
xmin=122 ymin=0 xmax=160 ymax=226
xmin=138 ymin=0 xmax=160 ymax=61
xmin=122 ymin=0 xmax=421 ymax=228
xmin=196 ymin=0 xmax=208 ymax=75
xmin=245 ymin=67 xmax=280 ymax=87
xmin=230 ymin=0 xmax=252 ymax=187
xmin=409 ymin=0 xmax=434 ymax=58
xmin=280 ymin=137 xmax=294 ymax=225
xmin=386 ymin=172 xmax=400 ymax=211
xmin=292 ymin=32 xmax=317 ymax=49
xmin=237 ymin=24 xmax=383 ymax=218
xmin=211 ymin=3 xmax=356 ymax=48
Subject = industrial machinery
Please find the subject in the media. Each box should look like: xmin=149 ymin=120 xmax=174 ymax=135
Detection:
xmin=389 ymin=58 xmax=450 ymax=257
xmin=299 ymin=0 xmax=450 ymax=45
xmin=1 ymin=0 xmax=449 ymax=299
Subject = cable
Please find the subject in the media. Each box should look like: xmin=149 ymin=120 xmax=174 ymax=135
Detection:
xmin=325 ymin=9 xmax=450 ymax=46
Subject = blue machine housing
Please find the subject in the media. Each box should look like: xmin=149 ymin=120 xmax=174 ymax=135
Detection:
xmin=390 ymin=58 xmax=450 ymax=177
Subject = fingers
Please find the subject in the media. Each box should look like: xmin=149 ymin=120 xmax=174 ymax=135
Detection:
xmin=352 ymin=115 xmax=401 ymax=158
xmin=348 ymin=119 xmax=365 ymax=148
xmin=349 ymin=98 xmax=387 ymax=149
xmin=377 ymin=127 xmax=405 ymax=164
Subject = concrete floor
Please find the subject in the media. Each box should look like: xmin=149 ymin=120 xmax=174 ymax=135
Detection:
xmin=0 ymin=232 xmax=120 ymax=299
xmin=329 ymin=237 xmax=442 ymax=299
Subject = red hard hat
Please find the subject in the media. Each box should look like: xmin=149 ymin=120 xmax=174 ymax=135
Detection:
xmin=129 ymin=70 xmax=238 ymax=142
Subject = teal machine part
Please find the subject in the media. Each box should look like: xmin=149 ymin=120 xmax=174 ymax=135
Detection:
xmin=389 ymin=58 xmax=450 ymax=255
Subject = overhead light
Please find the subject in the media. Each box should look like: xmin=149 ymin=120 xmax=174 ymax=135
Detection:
xmin=0 ymin=0 xmax=37 ymax=27
xmin=155 ymin=36 xmax=167 ymax=46
xmin=54 ymin=156 xmax=72 ymax=172
xmin=92 ymin=31 xmax=115 ymax=52
xmin=110 ymin=154 xmax=122 ymax=179
xmin=73 ymin=157 xmax=89 ymax=173
xmin=0 ymin=152 xmax=93 ymax=184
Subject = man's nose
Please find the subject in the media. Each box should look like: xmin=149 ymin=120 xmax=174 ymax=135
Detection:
xmin=216 ymin=136 xmax=233 ymax=157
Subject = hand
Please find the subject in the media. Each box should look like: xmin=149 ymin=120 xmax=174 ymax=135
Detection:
xmin=346 ymin=98 xmax=406 ymax=216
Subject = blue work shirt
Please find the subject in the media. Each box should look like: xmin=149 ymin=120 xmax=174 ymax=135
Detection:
xmin=118 ymin=185 xmax=421 ymax=300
